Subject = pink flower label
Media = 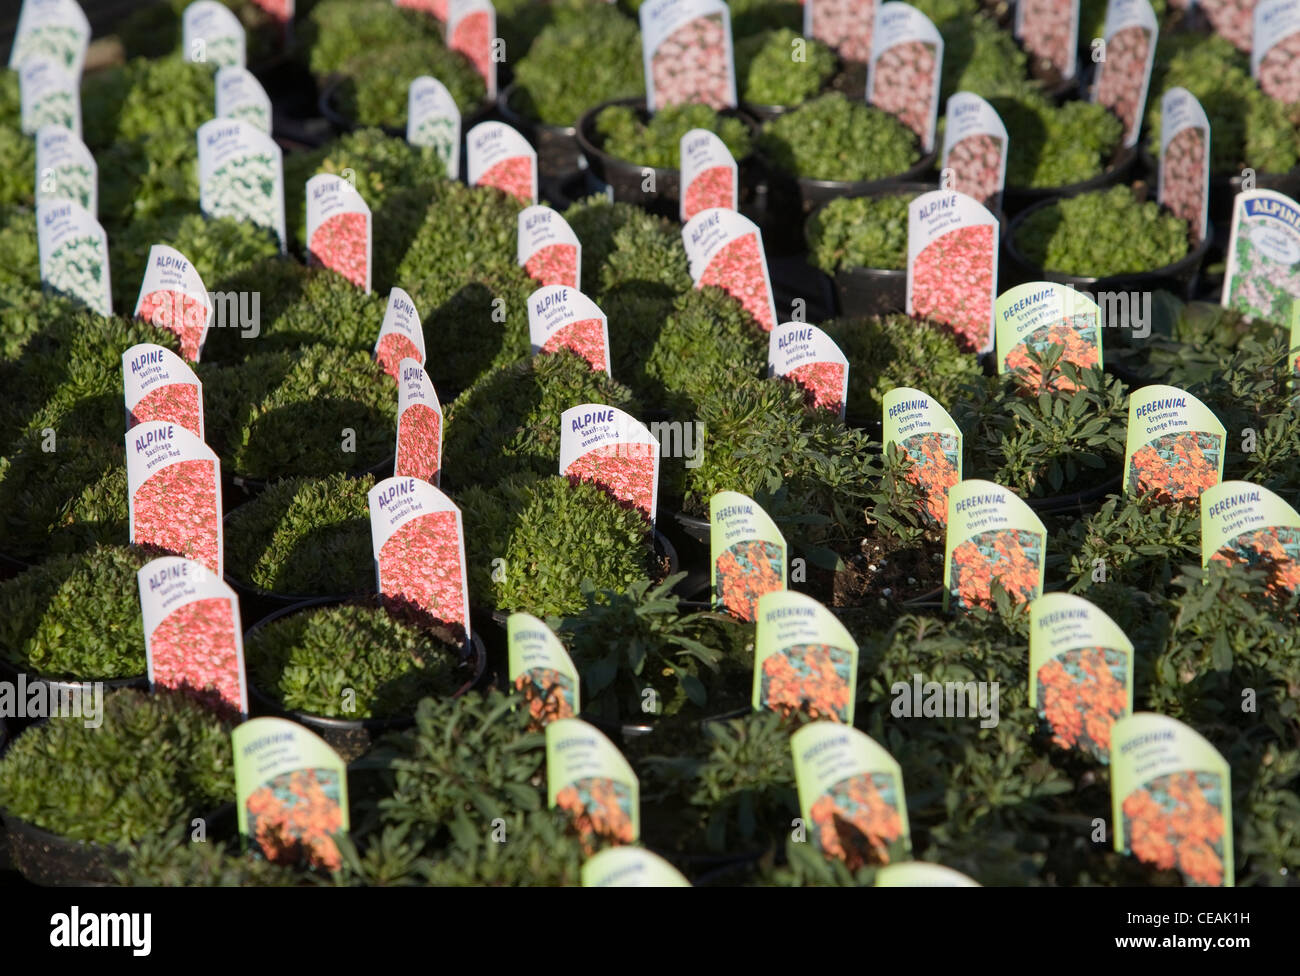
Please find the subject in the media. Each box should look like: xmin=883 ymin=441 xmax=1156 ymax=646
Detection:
xmin=134 ymin=458 xmax=222 ymax=575
xmin=910 ymin=223 xmax=996 ymax=353
xmin=396 ymin=402 xmax=442 ymax=483
xmin=1095 ymin=25 xmax=1152 ymax=146
xmin=309 ymin=211 xmax=369 ymax=289
xmin=128 ymin=383 xmax=203 ymax=439
xmin=871 ymin=40 xmax=939 ymax=148
xmin=540 ymin=317 xmax=608 ymax=371
xmin=699 ymin=232 xmax=775 ymax=331
xmin=787 ymin=360 xmax=847 ymax=415
xmin=946 ymin=133 xmax=1004 ymax=211
xmin=481 ymin=155 xmax=535 ymax=204
xmin=377 ymin=510 xmax=468 ymax=641
xmin=651 ymin=14 xmax=732 ymax=109
xmin=806 ymin=0 xmax=874 ymax=64
xmin=150 ymin=596 xmax=244 ymax=720
xmin=524 ymin=243 xmax=579 ymax=288
xmin=376 ymin=331 xmax=423 ymax=382
xmin=565 ymin=445 xmax=657 ymax=521
xmin=683 ymin=165 xmax=735 ymax=221
xmin=451 ymin=9 xmax=495 ymax=96
xmin=138 ymin=288 xmax=207 ymax=362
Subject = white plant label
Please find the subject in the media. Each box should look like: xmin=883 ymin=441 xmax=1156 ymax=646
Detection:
xmin=518 ymin=206 xmax=582 ymax=290
xmin=640 ymin=0 xmax=738 ymax=111
xmin=1157 ymin=87 xmax=1210 ymax=246
xmin=35 ymin=124 xmax=96 ymax=214
xmin=940 ymin=92 xmax=1008 ymax=212
xmin=134 ymin=244 xmax=216 ymax=363
xmin=122 ymin=342 xmax=206 ymax=441
xmin=8 ymin=0 xmax=90 ymax=76
xmin=679 ymin=128 xmax=738 ymax=223
xmin=183 ymin=1 xmax=247 ymax=69
xmin=466 ymin=121 xmax=537 ymax=204
xmin=767 ymin=322 xmax=850 ymax=420
xmin=867 ymin=2 xmax=943 ymax=153
xmin=528 ymin=284 xmax=611 ymax=373
xmin=216 ymin=65 xmax=272 ymax=133
xmin=19 ymin=57 xmax=80 ymax=136
xmin=36 ymin=198 xmax=109 ymax=316
xmin=197 ymin=117 xmax=287 ymax=251
xmin=683 ymin=207 xmax=777 ymax=332
xmin=407 ymin=76 xmax=462 ymax=179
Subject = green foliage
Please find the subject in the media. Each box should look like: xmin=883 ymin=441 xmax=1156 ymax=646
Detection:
xmin=1058 ymin=495 xmax=1202 ymax=598
xmin=300 ymin=0 xmax=441 ymax=76
xmin=736 ymin=30 xmax=835 ymax=107
xmin=0 ymin=110 xmax=35 ymax=207
xmin=334 ymin=39 xmax=486 ymax=129
xmin=939 ymin=13 xmax=1032 ymax=101
xmin=759 ymin=93 xmax=922 ymax=182
xmin=0 ymin=205 xmax=39 ymax=295
xmin=81 ymin=56 xmax=215 ymax=152
xmin=807 ymin=192 xmax=918 ymax=273
xmin=989 ymin=91 xmax=1124 ymax=189
xmin=563 ymin=195 xmax=690 ymax=296
xmin=97 ymin=129 xmax=200 ymax=232
xmin=595 ymin=103 xmax=753 ymax=169
xmin=115 ymin=830 xmax=309 ymax=886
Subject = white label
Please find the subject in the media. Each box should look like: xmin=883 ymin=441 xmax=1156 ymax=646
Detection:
xmin=36 ymin=198 xmax=110 ymax=316
xmin=682 ymin=207 xmax=778 ymax=332
xmin=527 ymin=284 xmax=611 ymax=373
xmin=8 ymin=0 xmax=90 ymax=75
xmin=518 ymin=206 xmax=582 ymax=290
xmin=19 ymin=57 xmax=80 ymax=137
xmin=407 ymin=75 xmax=462 ymax=179
xmin=1252 ymin=0 xmax=1300 ymax=104
xmin=867 ymin=2 xmax=943 ymax=153
xmin=940 ymin=92 xmax=1008 ymax=212
xmin=804 ymin=0 xmax=876 ymax=65
xmin=184 ymin=1 xmax=247 ymax=69
xmin=1157 ymin=87 xmax=1210 ymax=246
xmin=1093 ymin=0 xmax=1158 ymax=149
xmin=306 ymin=173 xmax=373 ymax=293
xmin=126 ymin=421 xmax=224 ymax=578
xmin=559 ymin=404 xmax=660 ymax=524
xmin=466 ymin=121 xmax=537 ymax=203
xmin=679 ymin=128 xmax=739 ymax=223
xmin=395 ymin=358 xmax=444 ymax=487
xmin=640 ymin=0 xmax=738 ymax=111
xmin=1221 ymin=189 xmax=1300 ymax=326
xmin=35 ymin=124 xmax=96 ymax=215
xmin=447 ymin=0 xmax=498 ymax=99
xmin=906 ymin=190 xmax=999 ymax=354
xmin=374 ymin=285 xmax=427 ymax=378
xmin=767 ymin=322 xmax=851 ymax=420
xmin=122 ymin=342 xmax=205 ymax=441
xmin=133 ymin=244 xmax=216 ymax=363
xmin=197 ymin=117 xmax=287 ymax=251
xmin=1014 ymin=0 xmax=1079 ymax=80
xmin=215 ymin=65 xmax=272 ymax=133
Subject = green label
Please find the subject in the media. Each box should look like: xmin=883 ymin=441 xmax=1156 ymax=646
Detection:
xmin=507 ymin=611 xmax=580 ymax=727
xmin=710 ymin=490 xmax=787 ymax=622
xmin=1200 ymin=480 xmax=1300 ymax=597
xmin=546 ymin=717 xmax=640 ymax=847
xmin=995 ymin=282 xmax=1102 ymax=392
xmin=753 ymin=591 xmax=859 ymax=725
xmin=1123 ymin=384 xmax=1225 ymax=503
xmin=943 ymin=479 xmax=1048 ymax=611
xmin=581 ymin=847 xmax=691 ymax=886
xmin=882 ymin=387 xmax=963 ymax=526
xmin=875 ymin=862 xmax=980 ymax=886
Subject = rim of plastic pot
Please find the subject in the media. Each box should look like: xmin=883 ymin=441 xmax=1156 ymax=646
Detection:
xmin=318 ymin=74 xmax=494 ymax=139
xmin=497 ymin=80 xmax=579 ymax=141
xmin=1002 ymin=145 xmax=1138 ymax=212
xmin=221 ymin=508 xmax=369 ymax=610
xmin=227 ymin=452 xmax=396 ymax=498
xmin=0 ymin=654 xmax=148 ymax=695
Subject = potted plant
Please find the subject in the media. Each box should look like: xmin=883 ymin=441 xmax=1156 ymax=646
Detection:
xmin=299 ymin=0 xmax=443 ymax=78
xmin=735 ymin=28 xmax=838 ymax=120
xmin=80 ymin=55 xmax=216 ymax=154
xmin=0 ymin=73 xmax=34 ymax=210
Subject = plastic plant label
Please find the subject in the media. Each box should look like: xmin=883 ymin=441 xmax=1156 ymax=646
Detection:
xmin=1013 ymin=0 xmax=1079 ymax=80
xmin=791 ymin=721 xmax=911 ymax=869
xmin=875 ymin=862 xmax=980 ymax=886
xmin=374 ymin=286 xmax=426 ymax=381
xmin=368 ymin=476 xmax=471 ymax=643
xmin=232 ymin=718 xmax=350 ymax=872
xmin=1220 ymin=189 xmax=1300 ymax=330
xmin=138 ymin=556 xmax=248 ymax=721
xmin=518 ymin=206 xmax=581 ymax=290
xmin=249 ymin=0 xmax=294 ymax=36
xmin=1253 ymin=0 xmax=1300 ymax=104
xmin=866 ymin=3 xmax=943 ymax=153
xmin=215 ymin=65 xmax=272 ymax=133
xmin=940 ymin=92 xmax=1008 ymax=212
xmin=753 ymin=591 xmax=858 ymax=724
xmin=683 ymin=207 xmax=777 ymax=332
xmin=127 ymin=421 xmax=223 ymax=576
xmin=36 ymin=199 xmax=109 ymax=316
xmin=582 ymin=847 xmax=691 ymax=886
xmin=19 ymin=57 xmax=80 ymax=137
xmin=767 ymin=321 xmax=850 ymax=418
xmin=306 ymin=173 xmax=372 ymax=292
xmin=1123 ymin=385 xmax=1225 ymax=503
xmin=122 ymin=343 xmax=205 ymax=440
xmin=35 ymin=125 xmax=96 ymax=215
xmin=183 ymin=1 xmax=247 ymax=69
xmin=447 ymin=0 xmax=497 ymax=99
xmin=1156 ymin=88 xmax=1210 ymax=246
xmin=528 ymin=285 xmax=611 ymax=373
xmin=407 ymin=76 xmax=462 ymax=179
xmin=1110 ymin=713 xmax=1233 ymax=887
xmin=882 ymin=387 xmax=962 ymax=526
xmin=1028 ymin=592 xmax=1134 ymax=763
xmin=1201 ymin=480 xmax=1300 ymax=598
xmin=710 ymin=490 xmax=787 ymax=622
xmin=197 ymin=118 xmax=286 ymax=251
xmin=995 ymin=282 xmax=1102 ymax=393
xmin=679 ymin=128 xmax=738 ymax=223
xmin=943 ymin=479 xmax=1048 ymax=612
xmin=804 ymin=0 xmax=875 ymax=64
xmin=466 ymin=121 xmax=537 ymax=204
xmin=507 ymin=611 xmax=580 ymax=728
xmin=134 ymin=244 xmax=215 ymax=363
xmin=8 ymin=0 xmax=90 ymax=75
xmin=560 ymin=404 xmax=659 ymax=523
xmin=639 ymin=0 xmax=738 ymax=111
xmin=906 ymin=190 xmax=999 ymax=354
xmin=546 ymin=718 xmax=640 ymax=849
xmin=395 ymin=358 xmax=443 ymax=486
xmin=1092 ymin=0 xmax=1158 ymax=149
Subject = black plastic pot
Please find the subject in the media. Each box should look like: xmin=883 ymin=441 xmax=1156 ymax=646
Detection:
xmin=763 ymin=148 xmax=939 ymax=228
xmin=740 ymin=56 xmax=842 ymax=123
xmin=1023 ymin=472 xmax=1123 ymax=517
xmin=1001 ymin=145 xmax=1138 ymax=217
xmin=497 ymin=81 xmax=584 ymax=181
xmin=0 ymin=658 xmax=148 ymax=707
xmin=1139 ymin=146 xmax=1300 ymax=228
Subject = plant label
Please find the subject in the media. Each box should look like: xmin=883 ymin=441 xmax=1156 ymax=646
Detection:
xmin=232 ymin=717 xmax=350 ymax=872
xmin=518 ymin=206 xmax=582 ymax=290
xmin=374 ymin=285 xmax=426 ymax=380
xmin=1123 ymin=384 xmax=1225 ymax=503
xmin=368 ymin=475 xmax=471 ymax=644
xmin=35 ymin=125 xmax=96 ymax=215
xmin=753 ymin=591 xmax=858 ymax=724
xmin=197 ymin=118 xmax=286 ymax=251
xmin=1220 ymin=189 xmax=1300 ymax=331
xmin=1028 ymin=592 xmax=1134 ymax=763
xmin=995 ymin=282 xmax=1102 ymax=392
xmin=679 ymin=128 xmax=738 ymax=223
xmin=249 ymin=0 xmax=294 ymax=40
xmin=804 ymin=0 xmax=875 ymax=65
xmin=791 ymin=721 xmax=911 ymax=869
xmin=875 ymin=862 xmax=980 ymax=885
xmin=683 ymin=207 xmax=777 ymax=332
xmin=122 ymin=342 xmax=205 ymax=440
xmin=407 ymin=76 xmax=462 ymax=179
xmin=528 ymin=285 xmax=611 ymax=373
xmin=19 ymin=57 xmax=80 ymax=137
xmin=940 ymin=92 xmax=1008 ymax=212
xmin=767 ymin=321 xmax=849 ymax=419
xmin=8 ymin=0 xmax=89 ymax=75
xmin=398 ymin=0 xmax=449 ymax=21
xmin=559 ymin=404 xmax=659 ymax=523
xmin=943 ymin=479 xmax=1048 ymax=612
xmin=1110 ymin=713 xmax=1233 ymax=887
xmin=134 ymin=244 xmax=216 ymax=362
xmin=306 ymin=173 xmax=372 ymax=293
xmin=582 ymin=847 xmax=691 ymax=886
xmin=906 ymin=190 xmax=999 ymax=354
xmin=882 ymin=387 xmax=962 ymax=526
xmin=138 ymin=555 xmax=248 ymax=721
xmin=447 ymin=0 xmax=497 ymax=99
xmin=466 ymin=120 xmax=537 ymax=204
xmin=1157 ymin=88 xmax=1210 ymax=246
xmin=1092 ymin=0 xmax=1158 ymax=149
xmin=395 ymin=358 xmax=444 ymax=486
xmin=127 ymin=421 xmax=223 ymax=576
xmin=1253 ymin=0 xmax=1300 ymax=104
xmin=710 ymin=490 xmax=787 ymax=622
xmin=867 ymin=2 xmax=943 ymax=153
xmin=507 ymin=611 xmax=580 ymax=728
xmin=1013 ymin=0 xmax=1079 ymax=81
xmin=640 ymin=0 xmax=738 ymax=111
xmin=36 ymin=198 xmax=109 ymax=316
xmin=183 ymin=1 xmax=247 ymax=69
xmin=546 ymin=717 xmax=640 ymax=848
xmin=1200 ymin=480 xmax=1300 ymax=597
xmin=215 ymin=65 xmax=272 ymax=134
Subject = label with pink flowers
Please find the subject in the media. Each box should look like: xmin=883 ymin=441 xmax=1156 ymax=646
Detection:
xmin=1028 ymin=592 xmax=1134 ymax=764
xmin=374 ymin=286 xmax=426 ymax=380
xmin=197 ymin=117 xmax=286 ymax=250
xmin=545 ymin=718 xmax=641 ymax=847
xmin=1013 ymin=0 xmax=1079 ymax=80
xmin=127 ymin=421 xmax=224 ymax=576
xmin=134 ymin=244 xmax=215 ymax=362
xmin=138 ymin=555 xmax=248 ymax=721
xmin=640 ymin=0 xmax=738 ymax=111
xmin=35 ymin=125 xmax=96 ymax=214
xmin=559 ymin=404 xmax=659 ymax=523
xmin=397 ymin=0 xmax=449 ymax=20
xmin=518 ymin=206 xmax=581 ymax=290
xmin=582 ymin=847 xmax=691 ymax=886
xmin=466 ymin=121 xmax=537 ymax=204
xmin=1252 ymin=0 xmax=1300 ymax=104
xmin=447 ymin=0 xmax=498 ymax=99
xmin=942 ymin=479 xmax=1048 ymax=612
xmin=1123 ymin=385 xmax=1225 ymax=504
xmin=306 ymin=173 xmax=372 ymax=292
xmin=1157 ymin=87 xmax=1210 ymax=246
xmin=995 ymin=282 xmax=1102 ymax=393
xmin=710 ymin=490 xmax=787 ymax=623
xmin=906 ymin=190 xmax=999 ymax=354
xmin=183 ymin=1 xmax=247 ymax=69
xmin=882 ymin=387 xmax=962 ymax=527
xmin=507 ymin=612 xmax=580 ymax=727
xmin=368 ymin=476 xmax=471 ymax=643
xmin=9 ymin=0 xmax=90 ymax=75
xmin=683 ymin=207 xmax=777 ymax=332
xmin=754 ymin=591 xmax=859 ymax=724
xmin=803 ymin=0 xmax=875 ymax=65
xmin=1110 ymin=713 xmax=1233 ymax=887
xmin=19 ymin=58 xmax=80 ymax=137
xmin=216 ymin=65 xmax=271 ymax=133
xmin=395 ymin=358 xmax=443 ymax=485
xmin=528 ymin=285 xmax=611 ymax=373
xmin=36 ymin=198 xmax=110 ymax=315
xmin=123 ymin=342 xmax=205 ymax=439
xmin=940 ymin=92 xmax=1008 ymax=212
xmin=867 ymin=2 xmax=943 ymax=153
xmin=679 ymin=128 xmax=738 ymax=223
xmin=1221 ymin=190 xmax=1300 ymax=332
xmin=1200 ymin=480 xmax=1300 ymax=597
xmin=1092 ymin=0 xmax=1158 ymax=149
xmin=767 ymin=322 xmax=849 ymax=419
xmin=407 ymin=76 xmax=462 ymax=179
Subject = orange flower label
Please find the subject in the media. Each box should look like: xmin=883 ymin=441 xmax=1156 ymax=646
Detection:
xmin=1200 ymin=480 xmax=1300 ymax=598
xmin=710 ymin=490 xmax=787 ymax=621
xmin=883 ymin=387 xmax=962 ymax=526
xmin=996 ymin=282 xmax=1102 ymax=394
xmin=546 ymin=718 xmax=639 ymax=855
xmin=1123 ymin=385 xmax=1225 ymax=504
xmin=942 ymin=479 xmax=1047 ymax=612
xmin=507 ymin=612 xmax=580 ymax=730
xmin=754 ymin=591 xmax=858 ymax=724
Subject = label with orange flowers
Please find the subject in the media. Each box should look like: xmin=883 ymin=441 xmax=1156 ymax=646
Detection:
xmin=867 ymin=3 xmax=944 ymax=153
xmin=546 ymin=718 xmax=640 ymax=854
xmin=940 ymin=92 xmax=1008 ymax=213
xmin=447 ymin=0 xmax=498 ymax=98
xmin=1110 ymin=713 xmax=1233 ymax=887
xmin=560 ymin=404 xmax=660 ymax=524
xmin=1200 ymin=480 xmax=1300 ymax=598
xmin=233 ymin=718 xmax=350 ymax=873
xmin=407 ymin=76 xmax=461 ymax=180
xmin=528 ymin=285 xmax=611 ymax=374
xmin=507 ymin=612 xmax=580 ymax=729
xmin=709 ymin=490 xmax=787 ymax=622
xmin=639 ymin=0 xmax=738 ymax=112
xmin=518 ymin=206 xmax=582 ymax=291
xmin=122 ymin=342 xmax=205 ymax=441
xmin=1123 ymin=384 xmax=1225 ymax=504
xmin=883 ymin=387 xmax=962 ymax=526
xmin=1028 ymin=592 xmax=1134 ymax=763
xmin=1092 ymin=0 xmax=1158 ymax=149
xmin=680 ymin=128 xmax=738 ymax=223
xmin=875 ymin=861 xmax=980 ymax=885
xmin=753 ymin=591 xmax=858 ymax=724
xmin=792 ymin=722 xmax=911 ymax=870
xmin=394 ymin=357 xmax=443 ymax=486
xmin=942 ymin=479 xmax=1047 ymax=611
xmin=466 ymin=121 xmax=537 ymax=205
xmin=133 ymin=244 xmax=214 ymax=362
xmin=906 ymin=190 xmax=999 ymax=354
xmin=1157 ymin=87 xmax=1210 ymax=246
xmin=1220 ymin=188 xmax=1300 ymax=331
xmin=767 ymin=322 xmax=850 ymax=420
xmin=127 ymin=421 xmax=223 ymax=577
xmin=995 ymin=282 xmax=1102 ymax=394
xmin=306 ymin=173 xmax=372 ymax=293
xmin=581 ymin=846 xmax=691 ymax=886
xmin=374 ymin=286 xmax=426 ymax=382
xmin=683 ymin=207 xmax=778 ymax=332
xmin=1252 ymin=0 xmax=1300 ymax=105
